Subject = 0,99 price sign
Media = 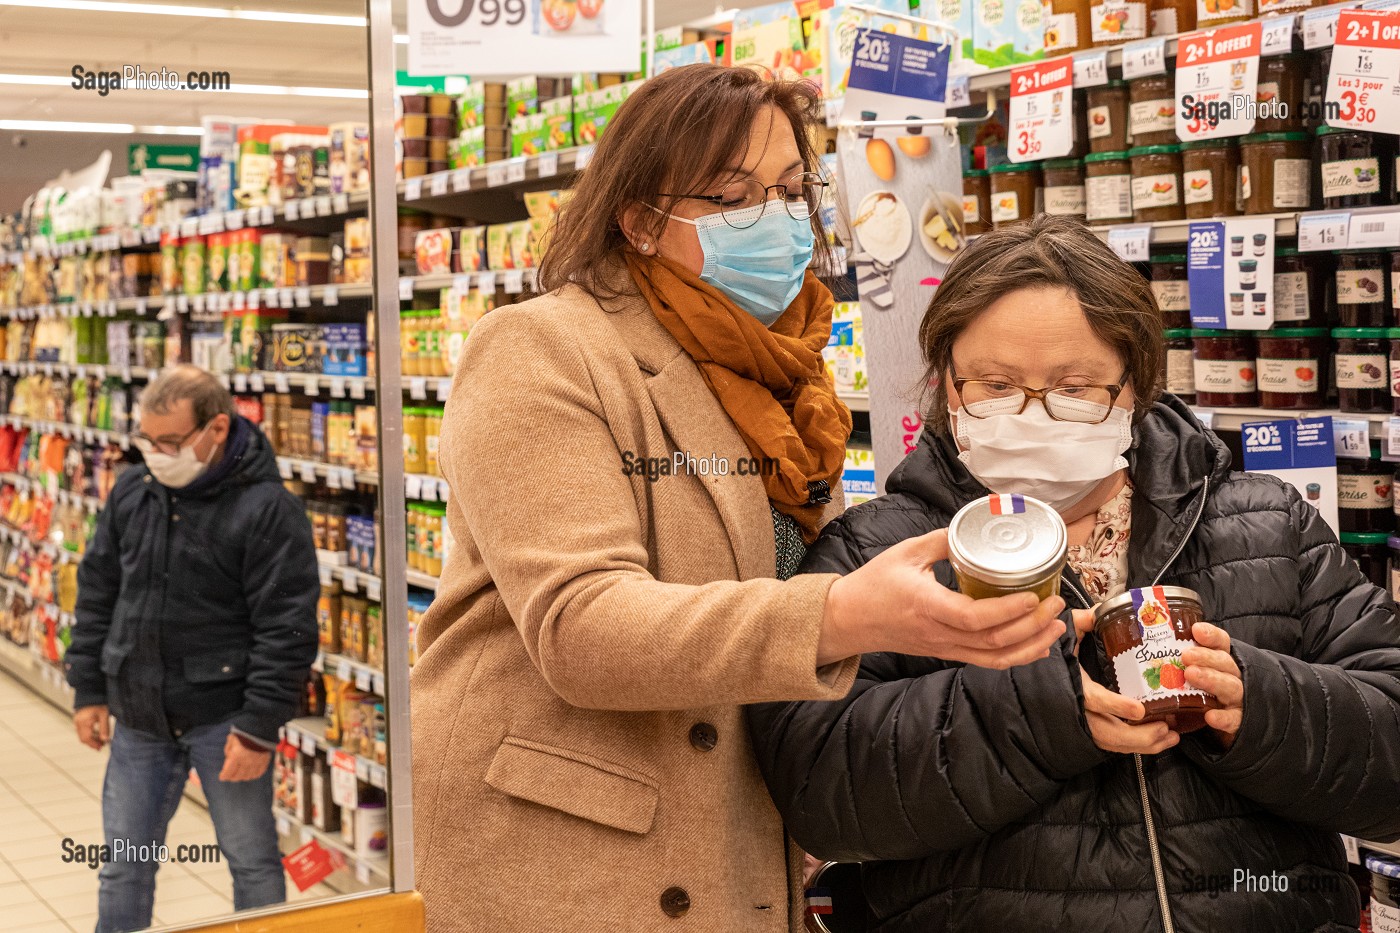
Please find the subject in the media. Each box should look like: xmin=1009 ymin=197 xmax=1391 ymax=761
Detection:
xmin=1174 ymin=22 xmax=1262 ymax=141
xmin=407 ymin=0 xmax=641 ymax=76
xmin=1008 ymin=57 xmax=1075 ymax=163
xmin=1325 ymin=9 xmax=1400 ymax=135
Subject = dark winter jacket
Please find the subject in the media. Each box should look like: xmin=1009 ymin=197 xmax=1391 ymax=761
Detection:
xmin=65 ymin=416 xmax=319 ymax=744
xmin=747 ymin=396 xmax=1400 ymax=933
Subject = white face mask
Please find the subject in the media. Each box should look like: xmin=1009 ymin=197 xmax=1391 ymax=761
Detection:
xmin=951 ymin=397 xmax=1132 ymax=513
xmin=138 ymin=423 xmax=213 ymax=489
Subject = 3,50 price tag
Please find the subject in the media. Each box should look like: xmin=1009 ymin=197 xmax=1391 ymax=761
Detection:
xmin=1324 ymin=9 xmax=1400 ymax=132
xmin=1175 ymin=22 xmax=1263 ymax=141
xmin=1008 ymin=57 xmax=1075 ymax=165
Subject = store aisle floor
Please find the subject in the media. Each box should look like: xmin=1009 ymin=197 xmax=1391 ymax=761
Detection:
xmin=0 ymin=671 xmax=325 ymax=932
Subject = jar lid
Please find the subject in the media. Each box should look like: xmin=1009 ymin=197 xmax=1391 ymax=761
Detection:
xmin=1241 ymin=132 xmax=1309 ymax=143
xmin=1262 ymin=328 xmax=1328 ymax=337
xmin=1190 ymin=328 xmax=1243 ymax=337
xmin=947 ymin=494 xmax=1068 ymax=588
xmin=1390 ymin=536 xmax=1400 ymax=550
xmin=1151 ymin=254 xmax=1187 ymax=263
xmin=988 ymin=162 xmax=1039 ymax=173
xmin=964 ymin=169 xmax=989 ymax=178
xmin=1093 ymin=585 xmax=1203 ymax=624
xmin=1315 ymin=124 xmax=1367 ymax=136
xmin=1180 ymin=139 xmax=1235 ymax=151
xmin=1367 ymin=855 xmax=1400 ymax=880
xmin=1276 ymin=247 xmax=1301 ymax=257
xmin=1091 ymin=78 xmax=1127 ymax=88
xmin=1330 ymin=328 xmax=1392 ymax=338
xmin=1163 ymin=328 xmax=1194 ymax=338
xmin=1128 ymin=145 xmax=1181 ymax=156
xmin=1340 ymin=532 xmax=1391 ymax=545
xmin=1084 ymin=150 xmax=1131 ymax=164
xmin=1042 ymin=158 xmax=1084 ymax=169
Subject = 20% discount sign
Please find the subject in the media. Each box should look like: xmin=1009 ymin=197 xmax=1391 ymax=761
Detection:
xmin=1008 ymin=57 xmax=1075 ymax=163
xmin=1326 ymin=8 xmax=1400 ymax=133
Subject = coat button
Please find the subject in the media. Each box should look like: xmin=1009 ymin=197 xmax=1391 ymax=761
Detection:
xmin=660 ymin=887 xmax=690 ymax=918
xmin=689 ymin=722 xmax=717 ymax=752
xmin=220 ymin=665 xmax=231 ymax=673
xmin=143 ymin=475 xmax=151 ymax=483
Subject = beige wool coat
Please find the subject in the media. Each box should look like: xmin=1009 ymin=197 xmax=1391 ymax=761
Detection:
xmin=411 ymin=278 xmax=861 ymax=933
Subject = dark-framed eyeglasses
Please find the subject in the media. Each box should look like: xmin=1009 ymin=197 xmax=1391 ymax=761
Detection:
xmin=951 ymin=373 xmax=1129 ymax=425
xmin=131 ymin=420 xmax=210 ymax=457
xmin=656 ymin=171 xmax=829 ymax=229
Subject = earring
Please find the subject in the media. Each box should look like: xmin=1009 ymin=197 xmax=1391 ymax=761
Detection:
xmin=639 ymin=242 xmax=651 ymax=253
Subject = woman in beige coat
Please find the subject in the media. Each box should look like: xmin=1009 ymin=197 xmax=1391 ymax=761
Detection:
xmin=411 ymin=64 xmax=1068 ymax=932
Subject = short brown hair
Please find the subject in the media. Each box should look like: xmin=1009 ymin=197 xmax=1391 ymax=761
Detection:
xmin=537 ymin=64 xmax=833 ymax=298
xmin=139 ymin=364 xmax=235 ymax=425
xmin=919 ymin=214 xmax=1163 ymax=434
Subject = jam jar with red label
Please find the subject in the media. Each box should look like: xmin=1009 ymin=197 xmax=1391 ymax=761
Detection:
xmin=1191 ymin=330 xmax=1257 ymax=407
xmin=1256 ymin=328 xmax=1326 ymax=409
xmin=1337 ymin=448 xmax=1393 ymax=534
xmin=1093 ymin=586 xmax=1220 ymax=733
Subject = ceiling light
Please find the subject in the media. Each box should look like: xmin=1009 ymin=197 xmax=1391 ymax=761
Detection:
xmin=0 ymin=0 xmax=365 ymax=27
xmin=0 ymin=119 xmax=202 ymax=135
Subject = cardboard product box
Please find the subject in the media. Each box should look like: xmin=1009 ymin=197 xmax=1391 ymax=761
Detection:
xmin=352 ymin=409 xmax=378 ymax=474
xmin=329 ymin=122 xmax=371 ymax=195
xmin=455 ymin=227 xmax=487 ymax=273
xmin=449 ymin=128 xmax=484 ymax=170
xmin=415 ymin=228 xmax=455 ymax=276
xmin=968 ymin=0 xmax=1043 ymax=68
xmin=573 ymin=79 xmax=644 ymax=146
xmin=322 ymin=323 xmax=368 ymax=377
xmin=258 ymin=233 xmax=295 ymax=289
xmin=730 ymin=16 xmax=805 ymax=79
xmin=457 ymin=83 xmax=486 ymax=131
xmin=510 ymin=112 xmax=550 ymax=158
xmin=506 ymin=76 xmax=538 ymax=119
xmin=485 ymin=224 xmax=513 ymax=271
xmin=343 ymin=256 xmax=373 ymax=287
xmin=268 ymin=323 xmax=322 ymax=373
xmin=509 ymin=219 xmax=542 ymax=269
xmin=541 ymin=97 xmax=574 ymax=151
xmin=344 ymin=217 xmax=372 ymax=258
xmin=653 ymin=42 xmax=715 ymax=73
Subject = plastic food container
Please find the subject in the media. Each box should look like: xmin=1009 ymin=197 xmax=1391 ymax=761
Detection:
xmin=1150 ymin=255 xmax=1191 ymax=329
xmin=1149 ymin=0 xmax=1195 ymax=34
xmin=1333 ymin=328 xmax=1392 ymax=413
xmin=1254 ymin=53 xmax=1305 ymax=133
xmin=1192 ymin=329 xmax=1257 ymax=407
xmin=1273 ymin=249 xmax=1324 ymax=327
xmin=1091 ymin=0 xmax=1149 ymax=45
xmin=1366 ymin=854 xmax=1400 ymax=932
xmin=1086 ymin=81 xmax=1130 ymax=154
xmin=989 ymin=163 xmax=1042 ymax=228
xmin=1129 ymin=145 xmax=1183 ymax=222
xmin=1085 ymin=151 xmax=1133 ymax=223
xmin=1335 ymin=252 xmax=1390 ymax=328
xmin=1129 ymin=75 xmax=1176 ymax=146
xmin=1181 ymin=139 xmax=1239 ymax=219
xmin=1342 ymin=532 xmax=1391 ymax=589
xmin=1338 ymin=449 xmax=1393 ymax=533
xmin=1044 ymin=0 xmax=1093 ymax=53
xmin=947 ymin=494 xmax=1067 ymax=600
xmin=1093 ymin=586 xmax=1221 ymax=732
xmin=1256 ymin=328 xmax=1327 ymax=409
xmin=1238 ymin=133 xmax=1311 ymax=214
xmin=1318 ymin=125 xmax=1383 ymax=210
xmin=1042 ymin=159 xmax=1087 ymax=218
xmin=962 ymin=170 xmax=991 ymax=235
xmin=1164 ymin=329 xmax=1196 ymax=404
xmin=1195 ymin=0 xmax=1253 ymax=30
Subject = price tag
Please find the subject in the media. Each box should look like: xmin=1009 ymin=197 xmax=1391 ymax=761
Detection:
xmin=486 ymin=161 xmax=508 ymax=187
xmin=261 ymin=206 xmax=275 ymax=226
xmin=330 ymin=377 xmax=347 ymax=398
xmin=305 ymin=376 xmax=320 ymax=397
xmin=1195 ymin=409 xmax=1216 ymax=430
xmin=277 ymin=814 xmax=291 ymax=836
xmin=1324 ymin=9 xmax=1400 ymax=131
xmin=436 ymin=380 xmax=451 ymax=402
xmin=576 ymin=145 xmax=596 ymax=169
xmin=285 ymin=200 xmax=301 ymax=221
xmin=330 ymin=750 xmax=358 ymax=809
xmin=1175 ymin=23 xmax=1264 ymax=141
xmin=336 ymin=658 xmax=353 ymax=681
xmin=335 ymin=193 xmax=352 ymax=214
xmin=430 ymin=173 xmax=449 ymax=197
xmin=451 ymin=168 xmax=472 ymax=192
xmin=234 ymin=373 xmax=249 ymax=393
xmin=300 ymin=462 xmax=318 ymax=483
xmin=299 ymin=826 xmax=314 ymax=846
xmin=1342 ymin=834 xmax=1361 ymax=864
xmin=231 ymin=291 xmax=246 ymax=310
xmin=338 ymin=468 xmax=355 ymax=489
xmin=945 ymin=73 xmax=970 ymax=108
xmin=1304 ymin=4 xmax=1345 ymax=48
xmin=366 ymin=577 xmax=382 ymax=602
xmin=356 ymin=863 xmax=372 ymax=884
xmin=537 ymin=151 xmax=560 ymax=177
xmin=399 ymin=277 xmax=414 ymax=301
xmin=370 ymin=764 xmax=387 ymax=788
xmin=350 ymin=380 xmax=367 ymax=400
xmin=1297 ymin=211 xmax=1351 ymax=251
xmin=420 ymin=477 xmax=438 ymax=502
xmin=248 ymin=290 xmax=261 ymax=309
xmin=478 ymin=270 xmax=497 ymax=293
xmin=1008 ymin=57 xmax=1075 ymax=162
xmin=323 ymin=285 xmax=339 ymax=307
xmin=1107 ymin=224 xmax=1152 ymax=262
xmin=1261 ymin=15 xmax=1297 ymax=55
xmin=405 ymin=178 xmax=424 ymax=201
xmin=506 ymin=157 xmax=528 ymax=183
xmin=176 ymin=294 xmax=189 ymax=313
xmin=295 ymin=287 xmax=312 ymax=308
xmin=439 ymin=479 xmax=451 ymax=502
xmin=135 ymin=298 xmax=147 ymax=316
xmin=315 ymin=196 xmax=332 ymax=217
xmin=250 ymin=372 xmax=266 ymax=392
xmin=1387 ymin=418 xmax=1400 ymax=457
xmin=342 ymin=568 xmax=359 ymax=593
xmin=275 ymin=372 xmax=291 ymax=393
xmin=410 ymin=377 xmax=428 ymax=400
xmin=503 ymin=269 xmax=525 ymax=294
xmin=405 ymin=475 xmax=423 ymax=500
xmin=301 ymin=733 xmax=317 ymax=756
xmin=1347 ymin=210 xmax=1400 ymax=249
xmin=265 ymin=288 xmax=281 ymax=308
xmin=355 ymin=667 xmax=372 ymax=691
xmin=1333 ymin=418 xmax=1371 ymax=458
xmin=181 ymin=218 xmax=198 ymax=237
xmin=355 ymin=758 xmax=371 ymax=782
xmin=1073 ymin=49 xmax=1109 ymax=87
xmin=1122 ymin=37 xmax=1167 ymax=79
xmin=318 ymin=564 xmax=333 ymax=586
xmin=280 ymin=288 xmax=294 ymax=308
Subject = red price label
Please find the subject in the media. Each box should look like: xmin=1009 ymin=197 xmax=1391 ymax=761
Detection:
xmin=1175 ymin=21 xmax=1263 ymax=141
xmin=1326 ymin=10 xmax=1400 ymax=131
xmin=1009 ymin=56 xmax=1075 ymax=163
xmin=1177 ymin=21 xmax=1261 ymax=66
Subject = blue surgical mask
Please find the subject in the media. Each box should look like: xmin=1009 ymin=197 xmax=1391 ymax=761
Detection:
xmin=650 ymin=202 xmax=814 ymax=326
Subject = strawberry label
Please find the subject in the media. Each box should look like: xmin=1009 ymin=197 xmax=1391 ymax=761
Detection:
xmin=1109 ymin=587 xmax=1209 ymax=704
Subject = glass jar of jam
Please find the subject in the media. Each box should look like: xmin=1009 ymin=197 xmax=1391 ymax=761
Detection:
xmin=1195 ymin=0 xmax=1253 ymax=30
xmin=1273 ymin=249 xmax=1325 ymax=327
xmin=1333 ymin=328 xmax=1391 ymax=413
xmin=1091 ymin=0 xmax=1150 ymax=46
xmin=1389 ymin=327 xmax=1400 ymax=416
xmin=1335 ymin=252 xmax=1389 ymax=328
xmin=1085 ymin=151 xmax=1133 ymax=223
xmin=1093 ymin=586 xmax=1221 ymax=733
xmin=1393 ymin=251 xmax=1400 ymax=322
xmin=1129 ymin=145 xmax=1183 ymax=222
xmin=1305 ymin=47 xmax=1333 ymax=132
xmin=1181 ymin=139 xmax=1240 ymax=219
xmin=1238 ymin=133 xmax=1311 ymax=214
xmin=1043 ymin=0 xmax=1094 ymax=53
xmin=948 ymin=494 xmax=1067 ymax=600
xmin=1086 ymin=81 xmax=1130 ymax=154
xmin=1337 ymin=452 xmax=1394 ymax=533
xmin=1042 ymin=159 xmax=1087 ymax=219
xmin=1192 ymin=329 xmax=1258 ymax=407
xmin=963 ymin=170 xmax=992 ymax=235
xmin=1341 ymin=533 xmax=1391 ymax=589
xmin=1149 ymin=0 xmax=1195 ymax=34
xmin=990 ymin=163 xmax=1042 ymax=228
xmin=1164 ymin=329 xmax=1196 ymax=404
xmin=1256 ymin=328 xmax=1327 ymax=409
xmin=1391 ymin=536 xmax=1400 ymax=602
xmin=1129 ymin=75 xmax=1176 ymax=146
xmin=1253 ymin=53 xmax=1305 ymax=133
xmin=1318 ymin=125 xmax=1382 ymax=210
xmin=1150 ymin=255 xmax=1190 ymax=329
xmin=1366 ymin=854 xmax=1400 ymax=931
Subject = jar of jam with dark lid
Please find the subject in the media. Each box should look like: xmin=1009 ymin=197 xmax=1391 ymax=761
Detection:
xmin=1129 ymin=145 xmax=1183 ymax=222
xmin=1341 ymin=532 xmax=1392 ymax=589
xmin=1180 ymin=139 xmax=1240 ymax=219
xmin=1335 ymin=252 xmax=1389 ymax=328
xmin=1338 ymin=447 xmax=1393 ymax=534
xmin=1129 ymin=75 xmax=1176 ymax=146
xmin=1238 ymin=132 xmax=1311 ymax=214
xmin=1042 ymin=159 xmax=1086 ymax=219
xmin=1191 ymin=329 xmax=1257 ymax=408
xmin=963 ymin=170 xmax=991 ymax=235
xmin=1257 ymin=328 xmax=1327 ymax=409
xmin=1254 ymin=53 xmax=1305 ymax=134
xmin=1388 ymin=327 xmax=1400 ymax=416
xmin=1086 ymin=81 xmax=1130 ymax=154
xmin=1163 ymin=329 xmax=1195 ymax=404
xmin=1149 ymin=255 xmax=1190 ymax=329
xmin=1273 ymin=248 xmax=1325 ymax=327
xmin=1085 ymin=151 xmax=1133 ymax=223
xmin=1317 ymin=125 xmax=1383 ymax=210
xmin=1333 ymin=327 xmax=1392 ymax=413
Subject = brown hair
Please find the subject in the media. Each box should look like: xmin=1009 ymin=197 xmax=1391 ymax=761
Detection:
xmin=537 ymin=64 xmax=833 ymax=298
xmin=918 ymin=214 xmax=1164 ymax=434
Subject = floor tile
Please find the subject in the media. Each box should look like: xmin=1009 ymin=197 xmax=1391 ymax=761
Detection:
xmin=3 ymin=899 xmax=65 ymax=925
xmin=148 ymin=893 xmax=229 ymax=926
xmin=0 ymin=881 xmax=42 ymax=907
xmin=7 ymin=852 xmax=86 ymax=881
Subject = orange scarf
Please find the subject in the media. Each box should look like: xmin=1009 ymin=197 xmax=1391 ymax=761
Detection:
xmin=626 ymin=252 xmax=852 ymax=542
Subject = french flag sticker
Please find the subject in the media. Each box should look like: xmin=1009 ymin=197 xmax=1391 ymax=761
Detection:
xmin=988 ymin=494 xmax=1026 ymax=516
xmin=806 ymin=888 xmax=833 ymax=915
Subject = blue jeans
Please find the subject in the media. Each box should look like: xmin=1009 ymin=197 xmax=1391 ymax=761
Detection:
xmin=96 ymin=719 xmax=285 ymax=933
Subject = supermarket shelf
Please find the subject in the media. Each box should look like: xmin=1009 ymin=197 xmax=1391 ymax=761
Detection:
xmin=1361 ymin=838 xmax=1400 ymax=859
xmin=1089 ymin=213 xmax=1300 ymax=248
xmin=315 ymin=557 xmax=384 ymax=602
xmin=273 ymin=808 xmax=389 ymax=887
xmin=1192 ymin=406 xmax=1392 ymax=436
xmin=397 ymin=146 xmax=595 ymax=206
xmin=0 ymin=631 xmax=72 ymax=714
xmin=839 ymin=392 xmax=870 ymax=413
xmin=402 ymin=375 xmax=453 ymax=403
xmin=399 ymin=268 xmax=537 ymax=296
xmin=405 ymin=473 xmax=449 ymax=503
xmin=4 ymin=282 xmax=373 ymax=322
xmin=0 ymin=472 xmax=103 ymax=513
xmin=404 ymin=569 xmax=440 ymax=593
xmin=0 ymin=360 xmax=152 ymax=383
xmin=277 ymin=457 xmax=377 ymax=488
xmin=1 ymin=413 xmax=132 ymax=449
xmin=285 ymin=716 xmax=387 ymax=784
xmin=220 ymin=370 xmax=374 ymax=401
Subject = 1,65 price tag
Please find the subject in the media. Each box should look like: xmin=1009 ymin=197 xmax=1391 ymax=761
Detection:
xmin=1008 ymin=57 xmax=1075 ymax=164
xmin=1303 ymin=4 xmax=1346 ymax=49
xmin=1175 ymin=23 xmax=1263 ymax=141
xmin=1324 ymin=9 xmax=1400 ymax=132
xmin=1107 ymin=224 xmax=1152 ymax=262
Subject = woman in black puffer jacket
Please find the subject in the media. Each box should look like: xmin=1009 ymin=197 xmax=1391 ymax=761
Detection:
xmin=747 ymin=216 xmax=1400 ymax=933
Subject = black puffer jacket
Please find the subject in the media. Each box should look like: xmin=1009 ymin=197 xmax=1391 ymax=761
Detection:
xmin=748 ymin=397 xmax=1400 ymax=933
xmin=66 ymin=416 xmax=319 ymax=743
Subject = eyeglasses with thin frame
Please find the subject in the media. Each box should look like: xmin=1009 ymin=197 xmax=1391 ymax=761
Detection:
xmin=951 ymin=372 xmax=1129 ymax=424
xmin=131 ymin=419 xmax=210 ymax=457
xmin=656 ymin=171 xmax=829 ymax=229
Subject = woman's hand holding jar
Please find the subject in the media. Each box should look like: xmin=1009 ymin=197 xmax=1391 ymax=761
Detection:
xmin=1181 ymin=622 xmax=1244 ymax=749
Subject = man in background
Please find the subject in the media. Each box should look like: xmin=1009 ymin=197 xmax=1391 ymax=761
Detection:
xmin=65 ymin=365 xmax=319 ymax=933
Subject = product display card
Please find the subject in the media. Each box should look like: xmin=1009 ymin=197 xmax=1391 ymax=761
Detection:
xmin=1188 ymin=217 xmax=1276 ymax=329
xmin=841 ymin=28 xmax=950 ymax=136
xmin=1174 ymin=22 xmax=1262 ymax=142
xmin=1008 ymin=56 xmax=1075 ymax=162
xmin=1325 ymin=8 xmax=1400 ymax=137
xmin=1241 ymin=417 xmax=1340 ymax=539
